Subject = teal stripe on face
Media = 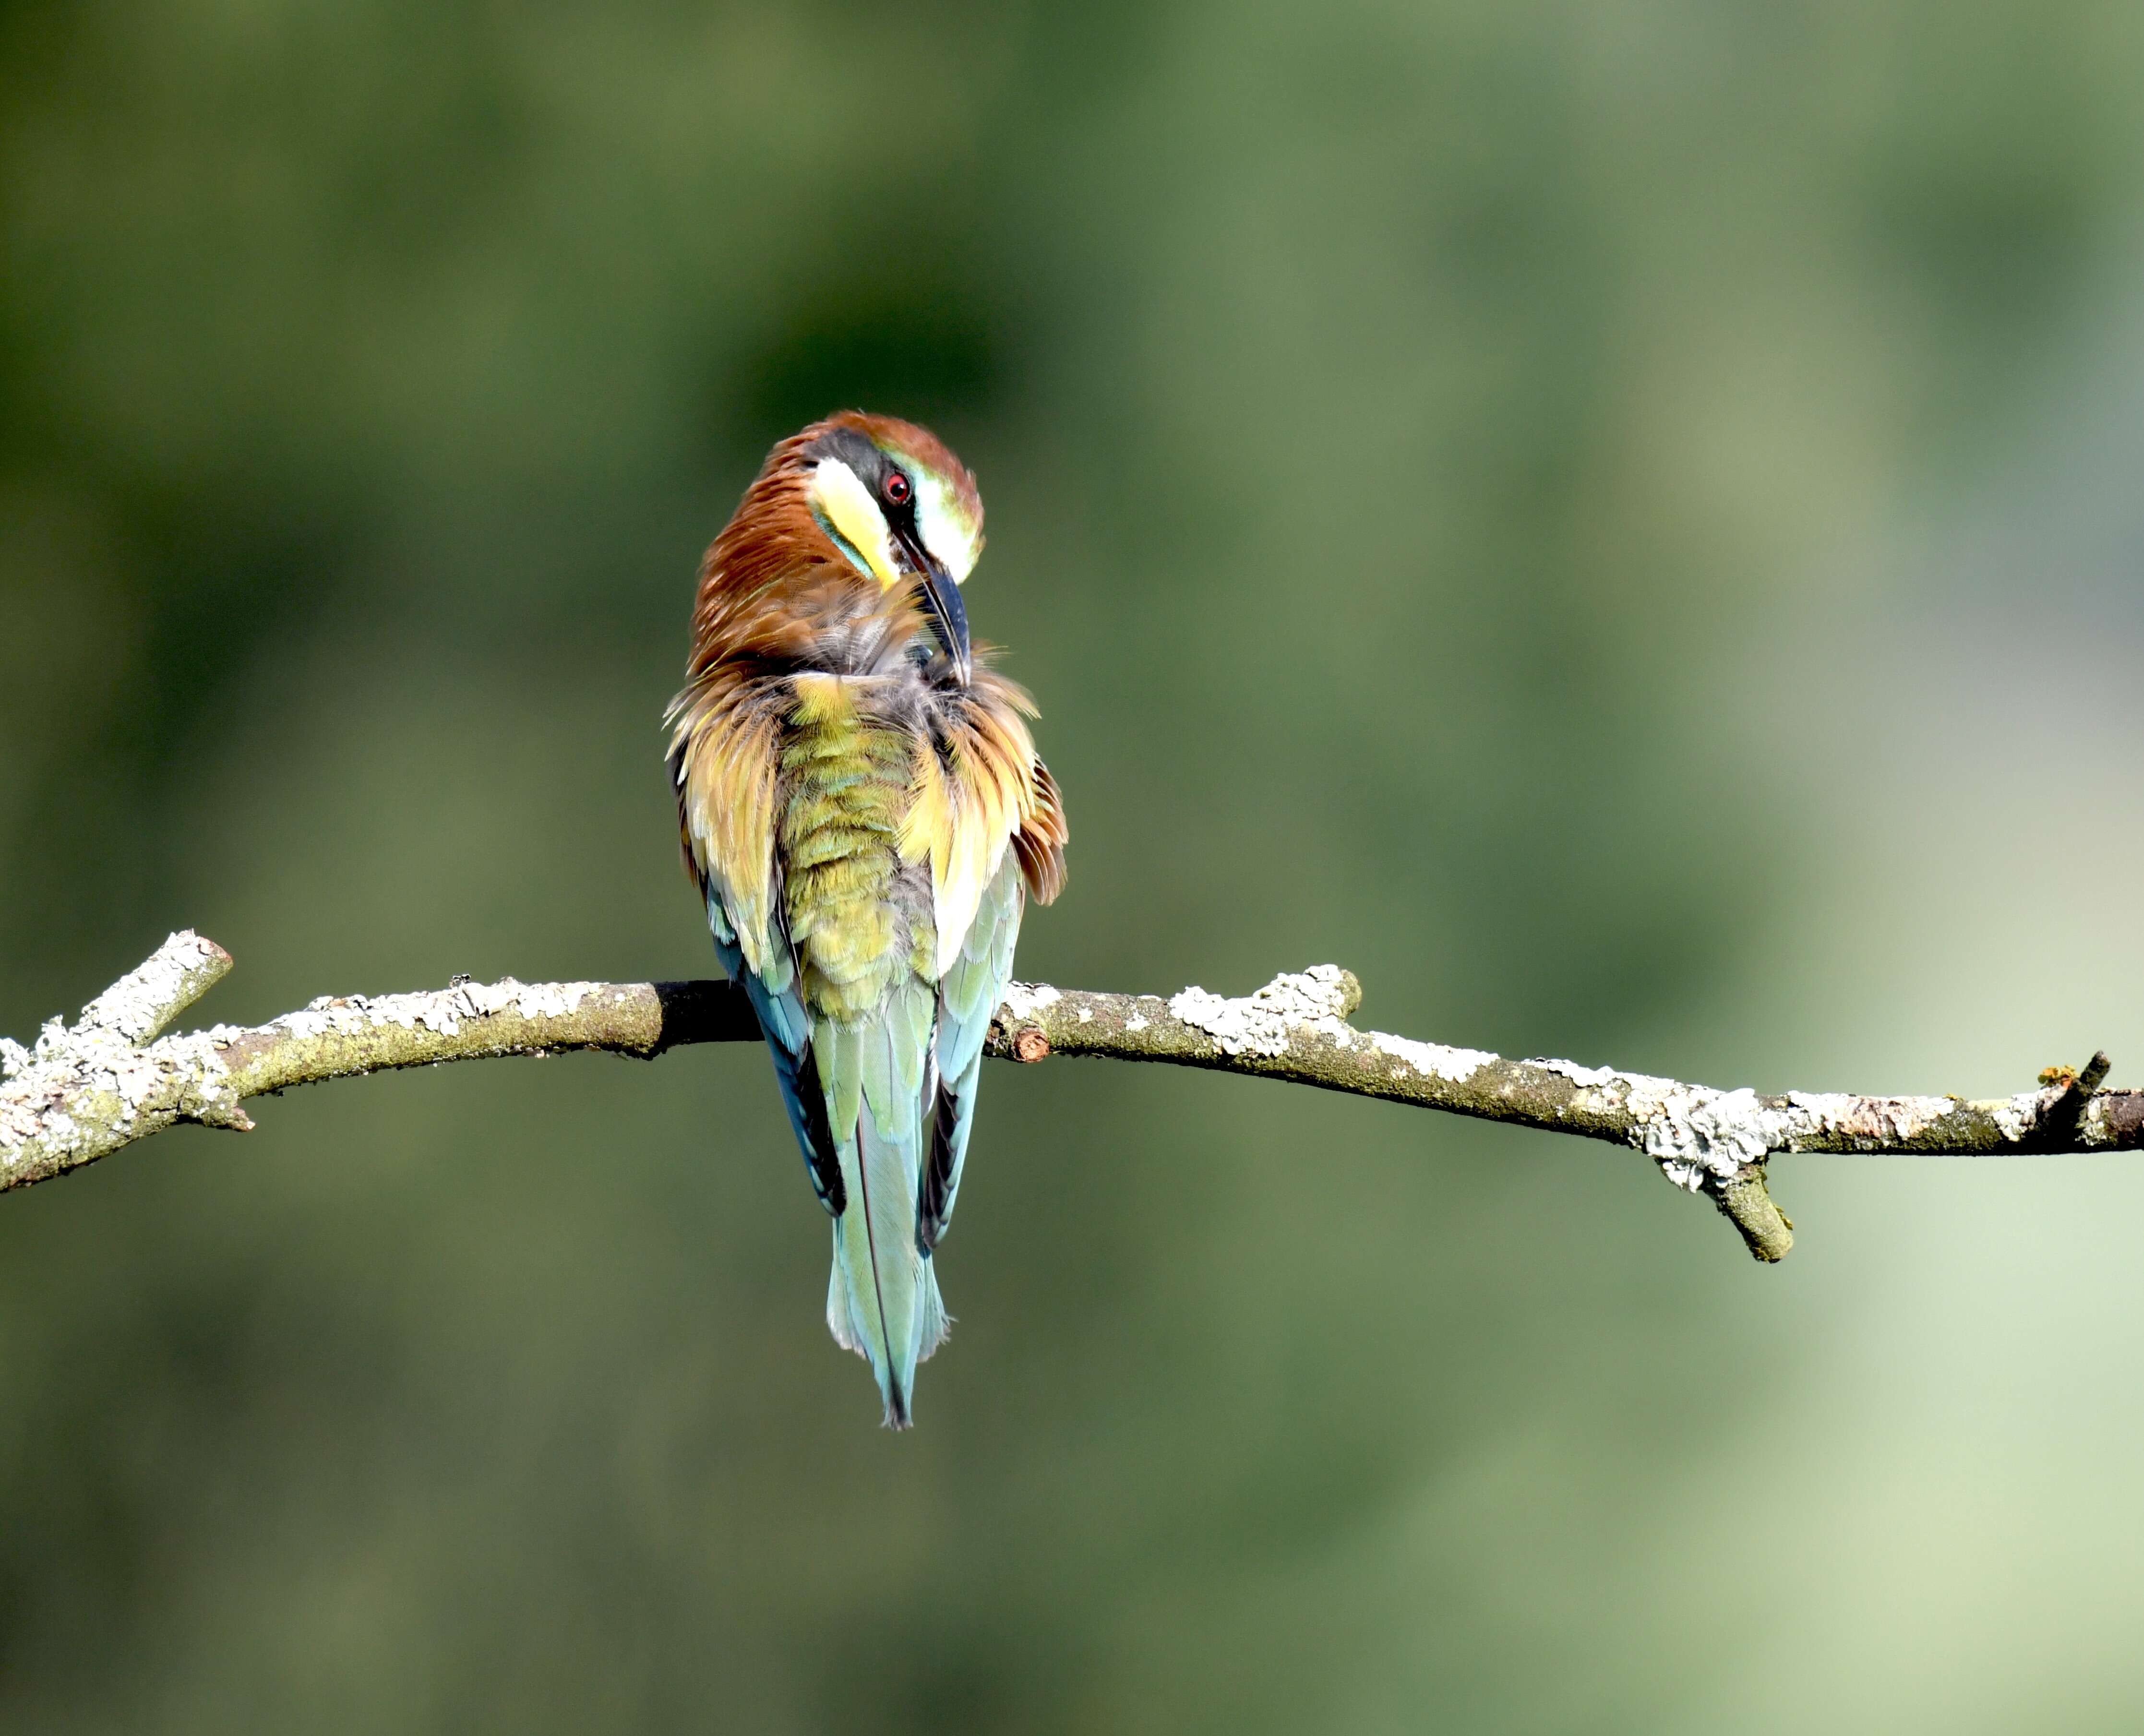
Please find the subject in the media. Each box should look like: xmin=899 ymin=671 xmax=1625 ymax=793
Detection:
xmin=811 ymin=505 xmax=876 ymax=580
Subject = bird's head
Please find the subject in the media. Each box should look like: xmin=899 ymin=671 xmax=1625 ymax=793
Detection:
xmin=798 ymin=412 xmax=983 ymax=684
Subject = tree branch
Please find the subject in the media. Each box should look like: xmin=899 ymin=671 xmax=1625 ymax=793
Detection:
xmin=6 ymin=936 xmax=2137 ymax=1264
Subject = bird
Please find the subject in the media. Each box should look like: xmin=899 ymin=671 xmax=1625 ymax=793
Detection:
xmin=666 ymin=412 xmax=1066 ymax=1427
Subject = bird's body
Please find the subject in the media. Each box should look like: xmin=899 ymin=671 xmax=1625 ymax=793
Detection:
xmin=667 ymin=413 xmax=1065 ymax=1426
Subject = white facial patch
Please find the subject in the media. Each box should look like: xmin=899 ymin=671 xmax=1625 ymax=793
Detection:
xmin=914 ymin=468 xmax=980 ymax=583
xmin=808 ymin=458 xmax=898 ymax=587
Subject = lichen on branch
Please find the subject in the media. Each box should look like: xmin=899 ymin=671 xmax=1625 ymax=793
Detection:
xmin=5 ymin=934 xmax=2138 ymax=1265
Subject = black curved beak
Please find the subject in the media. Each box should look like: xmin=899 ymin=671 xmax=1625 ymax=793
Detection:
xmin=894 ymin=527 xmax=971 ymax=685
xmin=922 ymin=565 xmax=971 ymax=686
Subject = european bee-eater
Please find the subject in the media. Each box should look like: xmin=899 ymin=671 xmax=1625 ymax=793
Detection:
xmin=666 ymin=412 xmax=1067 ymax=1427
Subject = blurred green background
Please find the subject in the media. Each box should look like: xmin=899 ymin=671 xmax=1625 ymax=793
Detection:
xmin=6 ymin=0 xmax=2144 ymax=1729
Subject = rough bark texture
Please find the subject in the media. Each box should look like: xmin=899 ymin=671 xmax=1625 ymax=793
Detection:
xmin=6 ymin=936 xmax=2138 ymax=1263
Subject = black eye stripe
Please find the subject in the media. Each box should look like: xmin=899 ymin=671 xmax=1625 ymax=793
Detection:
xmin=802 ymin=429 xmax=924 ymax=540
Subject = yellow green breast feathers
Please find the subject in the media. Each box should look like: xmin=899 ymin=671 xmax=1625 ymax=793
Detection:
xmin=678 ymin=668 xmax=1059 ymax=1008
xmin=779 ymin=673 xmax=929 ymax=1019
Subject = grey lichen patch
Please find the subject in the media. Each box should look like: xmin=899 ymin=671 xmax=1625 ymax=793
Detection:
xmin=1168 ymin=966 xmax=1356 ymax=1058
xmin=272 ymin=978 xmax=600 ymax=1044
xmin=2082 ymin=1094 xmax=2124 ymax=1145
xmin=1634 ymin=1085 xmax=1776 ymax=1193
xmin=1367 ymin=1031 xmax=1496 ymax=1085
xmin=1988 ymin=1094 xmax=2038 ymax=1144
xmin=0 ymin=931 xmax=251 ymax=1183
xmin=220 ymin=979 xmax=660 ymax=1101
xmin=75 ymin=931 xmax=231 ymax=1043
xmin=1533 ymin=1057 xmax=1619 ymax=1090
xmin=999 ymin=982 xmax=1061 ymax=1024
xmin=0 ymin=1000 xmax=244 ymax=1185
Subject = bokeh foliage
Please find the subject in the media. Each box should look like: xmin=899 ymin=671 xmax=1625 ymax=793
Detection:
xmin=5 ymin=1 xmax=2144 ymax=1729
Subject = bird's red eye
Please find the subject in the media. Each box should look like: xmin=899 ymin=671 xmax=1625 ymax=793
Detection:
xmin=885 ymin=470 xmax=911 ymax=504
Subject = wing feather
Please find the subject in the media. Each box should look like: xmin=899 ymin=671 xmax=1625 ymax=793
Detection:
xmin=669 ymin=674 xmax=845 ymax=1213
xmin=919 ymin=850 xmax=1026 ymax=1250
xmin=901 ymin=669 xmax=1068 ymax=1251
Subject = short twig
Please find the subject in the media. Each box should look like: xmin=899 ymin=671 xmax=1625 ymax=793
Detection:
xmin=2038 ymin=1049 xmax=2114 ymax=1149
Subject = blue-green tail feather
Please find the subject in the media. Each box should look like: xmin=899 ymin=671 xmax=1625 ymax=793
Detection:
xmin=820 ymin=974 xmax=943 ymax=1428
xmin=706 ymin=853 xmax=1027 ymax=1428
